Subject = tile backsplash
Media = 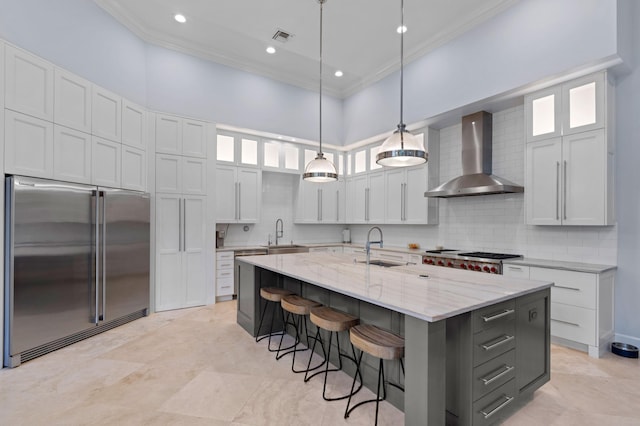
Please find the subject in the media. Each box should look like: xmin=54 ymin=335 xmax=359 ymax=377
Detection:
xmin=221 ymin=105 xmax=618 ymax=265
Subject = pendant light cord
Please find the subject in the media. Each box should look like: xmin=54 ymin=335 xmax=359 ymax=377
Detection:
xmin=318 ymin=0 xmax=324 ymax=156
xmin=399 ymin=0 xmax=405 ymax=145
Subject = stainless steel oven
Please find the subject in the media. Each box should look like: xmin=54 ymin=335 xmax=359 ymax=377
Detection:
xmin=422 ymin=250 xmax=522 ymax=274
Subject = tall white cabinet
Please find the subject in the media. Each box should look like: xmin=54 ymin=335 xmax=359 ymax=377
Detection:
xmin=524 ymin=72 xmax=614 ymax=226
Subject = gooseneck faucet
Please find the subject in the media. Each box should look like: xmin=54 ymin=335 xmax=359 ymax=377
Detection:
xmin=275 ymin=218 xmax=284 ymax=246
xmin=365 ymin=226 xmax=383 ymax=264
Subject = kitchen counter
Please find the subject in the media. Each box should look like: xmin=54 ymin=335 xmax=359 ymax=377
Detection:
xmin=238 ymin=252 xmax=551 ymax=322
xmin=504 ymin=257 xmax=616 ymax=274
xmin=236 ymin=252 xmax=551 ymax=425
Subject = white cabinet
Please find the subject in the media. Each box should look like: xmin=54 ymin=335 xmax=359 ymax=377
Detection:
xmin=347 ymin=171 xmax=384 ymax=224
xmin=4 ymin=110 xmax=53 ymax=178
xmin=156 ymin=113 xmax=207 ymax=158
xmin=121 ymin=145 xmax=147 ymax=191
xmin=5 ymin=44 xmax=54 ymax=121
xmin=92 ymin=136 xmax=121 ymax=187
xmin=91 ymin=86 xmax=121 ymax=142
xmin=122 ymin=99 xmax=146 ymax=149
xmin=216 ymin=251 xmax=235 ymax=299
xmin=525 ymin=72 xmax=606 ymax=142
xmin=384 ymin=165 xmax=437 ymax=224
xmin=295 ymin=178 xmax=345 ymax=223
xmin=156 ymin=154 xmax=206 ymax=195
xmin=53 ymin=125 xmax=91 ymax=184
xmin=216 ymin=131 xmax=260 ymax=167
xmin=215 ymin=165 xmax=261 ymax=223
xmin=156 ymin=193 xmax=207 ymax=311
xmin=54 ymin=69 xmax=92 ymax=133
xmin=263 ymin=140 xmax=300 ymax=173
xmin=526 ymin=129 xmax=613 ymax=225
xmin=503 ymin=264 xmax=615 ymax=358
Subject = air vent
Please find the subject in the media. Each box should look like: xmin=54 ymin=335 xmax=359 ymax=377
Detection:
xmin=272 ymin=29 xmax=293 ymax=43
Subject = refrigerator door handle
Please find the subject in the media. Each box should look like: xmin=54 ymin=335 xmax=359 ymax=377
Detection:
xmin=101 ymin=191 xmax=106 ymax=321
xmin=94 ymin=190 xmax=100 ymax=324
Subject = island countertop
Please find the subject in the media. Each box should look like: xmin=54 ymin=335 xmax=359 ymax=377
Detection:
xmin=236 ymin=252 xmax=552 ymax=322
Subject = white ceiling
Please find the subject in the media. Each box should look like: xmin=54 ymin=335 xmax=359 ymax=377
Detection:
xmin=95 ymin=0 xmax=518 ymax=98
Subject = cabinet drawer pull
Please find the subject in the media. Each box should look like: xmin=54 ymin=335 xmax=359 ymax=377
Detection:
xmin=480 ymin=395 xmax=514 ymax=419
xmin=220 ymin=285 xmax=231 ymax=289
xmin=481 ymin=309 xmax=515 ymax=322
xmin=506 ymin=266 xmax=522 ymax=271
xmin=551 ymin=318 xmax=580 ymax=327
xmin=481 ymin=335 xmax=514 ymax=351
xmin=481 ymin=365 xmax=515 ymax=385
xmin=553 ymin=284 xmax=580 ymax=291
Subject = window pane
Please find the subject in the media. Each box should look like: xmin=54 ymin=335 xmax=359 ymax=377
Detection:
xmin=217 ymin=134 xmax=235 ymax=162
xmin=532 ymin=94 xmax=555 ymax=136
xmin=569 ymin=82 xmax=596 ymax=129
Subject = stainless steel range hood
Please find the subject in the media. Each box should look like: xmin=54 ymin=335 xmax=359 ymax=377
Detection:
xmin=424 ymin=111 xmax=524 ymax=198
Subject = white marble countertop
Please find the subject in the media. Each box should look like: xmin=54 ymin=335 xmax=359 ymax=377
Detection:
xmin=503 ymin=257 xmax=616 ymax=274
xmin=237 ymin=252 xmax=552 ymax=322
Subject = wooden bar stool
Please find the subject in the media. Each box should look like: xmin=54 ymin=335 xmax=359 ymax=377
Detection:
xmin=345 ymin=324 xmax=405 ymax=426
xmin=304 ymin=306 xmax=364 ymax=401
xmin=277 ymin=294 xmax=324 ymax=374
xmin=255 ymin=287 xmax=294 ymax=352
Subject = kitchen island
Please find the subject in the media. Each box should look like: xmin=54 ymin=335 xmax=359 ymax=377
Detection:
xmin=236 ymin=252 xmax=552 ymax=425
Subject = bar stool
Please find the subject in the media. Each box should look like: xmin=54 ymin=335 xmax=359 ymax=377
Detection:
xmin=345 ymin=324 xmax=405 ymax=426
xmin=277 ymin=294 xmax=324 ymax=374
xmin=255 ymin=287 xmax=294 ymax=352
xmin=304 ymin=306 xmax=364 ymax=401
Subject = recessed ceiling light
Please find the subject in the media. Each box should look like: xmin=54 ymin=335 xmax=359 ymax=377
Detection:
xmin=397 ymin=25 xmax=407 ymax=34
xmin=334 ymin=70 xmax=343 ymax=77
xmin=266 ymin=46 xmax=276 ymax=54
xmin=174 ymin=14 xmax=186 ymax=23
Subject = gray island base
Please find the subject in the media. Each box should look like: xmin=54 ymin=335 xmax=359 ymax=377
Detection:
xmin=236 ymin=253 xmax=552 ymax=425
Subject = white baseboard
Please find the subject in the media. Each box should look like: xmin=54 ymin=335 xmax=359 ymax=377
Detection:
xmin=613 ymin=333 xmax=640 ymax=348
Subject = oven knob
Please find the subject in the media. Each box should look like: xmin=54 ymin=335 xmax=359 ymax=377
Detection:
xmin=437 ymin=260 xmax=444 ymax=266
xmin=461 ymin=264 xmax=467 ymax=269
xmin=483 ymin=266 xmax=490 ymax=272
xmin=427 ymin=259 xmax=434 ymax=265
xmin=490 ymin=267 xmax=497 ymax=273
xmin=474 ymin=265 xmax=482 ymax=271
xmin=447 ymin=262 xmax=454 ymax=267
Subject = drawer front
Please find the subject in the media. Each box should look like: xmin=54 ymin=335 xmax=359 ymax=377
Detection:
xmin=216 ymin=250 xmax=234 ymax=261
xmin=473 ymin=349 xmax=516 ymax=401
xmin=550 ymin=302 xmax=596 ymax=345
xmin=472 ymin=299 xmax=516 ymax=333
xmin=216 ymin=268 xmax=234 ymax=280
xmin=217 ymin=260 xmax=234 ymax=270
xmin=474 ymin=321 xmax=516 ymax=367
xmin=217 ymin=276 xmax=234 ymax=296
xmin=531 ymin=267 xmax=596 ymax=309
xmin=472 ymin=378 xmax=517 ymax=426
xmin=502 ymin=264 xmax=530 ymax=279
xmin=377 ymin=251 xmax=407 ymax=262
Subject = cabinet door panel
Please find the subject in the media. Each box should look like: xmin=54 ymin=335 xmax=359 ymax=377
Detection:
xmin=182 ymin=119 xmax=207 ymax=158
xmin=215 ymin=166 xmax=237 ymax=222
xmin=156 ymin=114 xmax=182 ymax=155
xmin=155 ymin=194 xmax=182 ymax=311
xmin=53 ymin=125 xmax=91 ymax=184
xmin=237 ymin=168 xmax=261 ymax=222
xmin=92 ymin=136 xmax=121 ymax=188
xmin=5 ymin=45 xmax=54 ymax=121
xmin=385 ymin=169 xmax=404 ymax=223
xmin=5 ymin=110 xmax=54 ymax=178
xmin=562 ymin=73 xmax=605 ymax=136
xmin=530 ymin=267 xmax=596 ymax=309
xmin=297 ymin=181 xmax=320 ymax=222
xmin=405 ymin=166 xmax=429 ymax=223
xmin=155 ymin=154 xmax=182 ymax=193
xmin=562 ymin=130 xmax=606 ymax=225
xmin=368 ymin=172 xmax=385 ymax=223
xmin=121 ymin=145 xmax=147 ymax=191
xmin=122 ymin=100 xmax=146 ymax=149
xmin=92 ymin=87 xmax=121 ymax=142
xmin=346 ymin=175 xmax=367 ymax=223
xmin=54 ymin=69 xmax=92 ymax=133
xmin=183 ymin=196 xmax=206 ymax=306
xmin=525 ymin=138 xmax=562 ymax=225
xmin=525 ymin=86 xmax=561 ymax=143
xmin=182 ymin=157 xmax=207 ymax=195
xmin=321 ymin=180 xmax=341 ymax=223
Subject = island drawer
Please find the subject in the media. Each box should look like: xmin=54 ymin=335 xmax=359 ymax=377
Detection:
xmin=472 ymin=378 xmax=517 ymax=426
xmin=473 ymin=299 xmax=516 ymax=333
xmin=473 ymin=321 xmax=516 ymax=366
xmin=473 ymin=349 xmax=516 ymax=400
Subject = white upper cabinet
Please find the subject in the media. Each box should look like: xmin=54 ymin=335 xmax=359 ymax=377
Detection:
xmin=263 ymin=140 xmax=299 ymax=173
xmin=346 ymin=171 xmax=384 ymax=223
xmin=121 ymin=99 xmax=146 ymax=149
xmin=215 ymin=165 xmax=261 ymax=223
xmin=4 ymin=110 xmax=54 ymax=178
xmin=121 ymin=145 xmax=147 ymax=191
xmin=53 ymin=125 xmax=92 ymax=184
xmin=156 ymin=113 xmax=207 ymax=158
xmin=156 ymin=154 xmax=206 ymax=195
xmin=92 ymin=86 xmax=121 ymax=142
xmin=92 ymin=136 xmax=121 ymax=187
xmin=54 ymin=69 xmax=92 ymax=133
xmin=384 ymin=165 xmax=436 ymax=224
xmin=5 ymin=44 xmax=54 ymax=121
xmin=295 ymin=178 xmax=345 ymax=224
xmin=525 ymin=72 xmax=606 ymax=142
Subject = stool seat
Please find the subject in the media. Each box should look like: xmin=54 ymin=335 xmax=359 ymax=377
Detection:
xmin=281 ymin=295 xmax=321 ymax=315
xmin=350 ymin=325 xmax=404 ymax=360
xmin=310 ymin=306 xmax=359 ymax=332
xmin=260 ymin=287 xmax=294 ymax=302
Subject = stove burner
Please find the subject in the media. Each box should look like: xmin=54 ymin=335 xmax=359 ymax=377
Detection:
xmin=457 ymin=252 xmax=522 ymax=260
xmin=425 ymin=249 xmax=458 ymax=254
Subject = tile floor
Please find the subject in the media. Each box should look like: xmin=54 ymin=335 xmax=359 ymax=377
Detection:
xmin=0 ymin=301 xmax=638 ymax=425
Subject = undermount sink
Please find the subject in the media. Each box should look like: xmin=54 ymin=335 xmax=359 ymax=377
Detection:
xmin=357 ymin=260 xmax=405 ymax=268
xmin=265 ymin=244 xmax=309 ymax=255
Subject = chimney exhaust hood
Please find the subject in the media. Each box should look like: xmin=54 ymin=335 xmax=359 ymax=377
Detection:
xmin=424 ymin=111 xmax=524 ymax=198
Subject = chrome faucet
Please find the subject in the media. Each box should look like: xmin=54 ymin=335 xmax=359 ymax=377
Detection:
xmin=365 ymin=226 xmax=383 ymax=264
xmin=275 ymin=218 xmax=284 ymax=246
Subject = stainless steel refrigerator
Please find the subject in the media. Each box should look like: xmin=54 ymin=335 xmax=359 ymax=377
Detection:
xmin=4 ymin=176 xmax=150 ymax=367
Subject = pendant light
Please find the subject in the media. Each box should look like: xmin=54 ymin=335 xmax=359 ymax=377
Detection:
xmin=376 ymin=0 xmax=427 ymax=167
xmin=303 ymin=0 xmax=338 ymax=182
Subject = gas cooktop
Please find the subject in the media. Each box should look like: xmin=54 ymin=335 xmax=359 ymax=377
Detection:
xmin=457 ymin=252 xmax=522 ymax=260
xmin=424 ymin=249 xmax=458 ymax=254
